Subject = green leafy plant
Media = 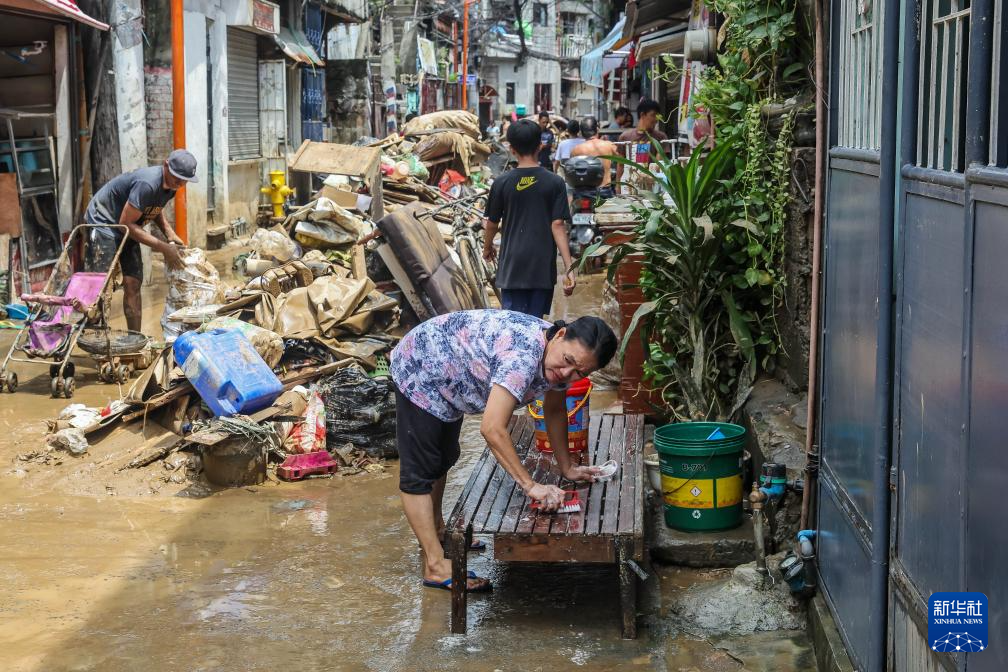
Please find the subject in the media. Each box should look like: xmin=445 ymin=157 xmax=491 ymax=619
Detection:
xmin=588 ymin=140 xmax=769 ymax=420
xmin=589 ymin=0 xmax=813 ymax=420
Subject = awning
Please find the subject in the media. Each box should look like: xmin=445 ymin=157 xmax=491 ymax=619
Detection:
xmin=635 ymin=25 xmax=687 ymax=62
xmin=622 ymin=0 xmax=692 ymax=43
xmin=318 ymin=0 xmax=367 ymax=22
xmin=580 ymin=16 xmax=626 ymax=88
xmin=274 ymin=26 xmax=323 ymax=66
xmin=5 ymin=0 xmax=109 ymax=30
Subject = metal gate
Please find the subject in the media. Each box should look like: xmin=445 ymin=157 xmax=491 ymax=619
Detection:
xmin=820 ymin=0 xmax=1006 ymax=669
xmin=301 ymin=1 xmax=325 ymax=142
xmin=258 ymin=60 xmax=287 ymax=183
xmin=227 ymin=28 xmax=261 ymax=160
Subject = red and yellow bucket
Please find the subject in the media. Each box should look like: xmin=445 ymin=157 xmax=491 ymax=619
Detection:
xmin=527 ymin=378 xmax=593 ymax=453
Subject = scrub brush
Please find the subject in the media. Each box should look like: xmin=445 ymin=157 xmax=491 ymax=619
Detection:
xmin=531 ymin=490 xmax=582 ymax=514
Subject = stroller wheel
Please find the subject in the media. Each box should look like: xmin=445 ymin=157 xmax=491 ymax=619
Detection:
xmin=51 ymin=377 xmax=61 ymax=398
xmin=115 ymin=364 xmax=130 ymax=384
xmin=1 ymin=371 xmax=15 ymax=393
xmin=63 ymin=377 xmax=75 ymax=399
xmin=99 ymin=362 xmax=113 ymax=383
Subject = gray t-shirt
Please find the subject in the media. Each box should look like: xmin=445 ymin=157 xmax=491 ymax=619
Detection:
xmin=84 ymin=166 xmax=176 ymax=239
xmin=485 ymin=167 xmax=571 ymax=289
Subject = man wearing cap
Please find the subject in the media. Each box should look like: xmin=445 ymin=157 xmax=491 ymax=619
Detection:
xmin=83 ymin=149 xmax=197 ymax=332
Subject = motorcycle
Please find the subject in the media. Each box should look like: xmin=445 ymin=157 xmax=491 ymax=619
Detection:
xmin=562 ymin=155 xmax=608 ymax=258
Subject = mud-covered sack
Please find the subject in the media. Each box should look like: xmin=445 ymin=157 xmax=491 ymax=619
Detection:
xmin=161 ymin=248 xmax=223 ymax=341
xmin=317 ymin=364 xmax=396 ymax=458
xmin=199 ymin=317 xmax=284 ymax=368
xmin=251 ymin=227 xmax=300 ymax=263
xmin=401 ymin=110 xmax=481 ymax=139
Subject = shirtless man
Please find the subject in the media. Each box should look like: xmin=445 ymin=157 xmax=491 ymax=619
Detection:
xmin=569 ymin=116 xmax=619 ymax=199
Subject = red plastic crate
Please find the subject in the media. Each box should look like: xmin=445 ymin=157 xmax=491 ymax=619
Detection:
xmin=276 ymin=450 xmax=340 ymax=481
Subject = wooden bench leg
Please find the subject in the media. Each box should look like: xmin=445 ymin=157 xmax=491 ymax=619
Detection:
xmin=449 ymin=528 xmax=470 ymax=634
xmin=616 ymin=537 xmax=638 ymax=639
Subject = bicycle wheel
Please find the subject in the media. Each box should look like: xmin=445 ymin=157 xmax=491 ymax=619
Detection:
xmin=457 ymin=237 xmax=488 ymax=308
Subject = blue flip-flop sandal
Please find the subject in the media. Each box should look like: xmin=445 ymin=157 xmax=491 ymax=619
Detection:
xmin=422 ymin=570 xmax=493 ymax=593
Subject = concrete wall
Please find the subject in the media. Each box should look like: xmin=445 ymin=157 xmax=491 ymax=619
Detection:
xmin=326 ymin=59 xmax=370 ymax=143
xmin=168 ymin=0 xmax=267 ymax=247
xmin=112 ymin=0 xmax=149 ymax=173
xmin=227 ymin=161 xmax=262 ymax=225
xmin=485 ymin=56 xmax=561 ymax=115
xmin=144 ymin=66 xmax=174 ymax=163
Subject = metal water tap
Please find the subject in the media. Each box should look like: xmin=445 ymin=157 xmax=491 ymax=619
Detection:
xmin=750 ymin=482 xmax=769 ymax=588
xmin=260 ymin=170 xmax=294 ymax=219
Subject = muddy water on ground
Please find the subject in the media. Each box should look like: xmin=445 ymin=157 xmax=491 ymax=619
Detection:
xmin=0 ymin=267 xmax=812 ymax=670
xmin=0 ymin=419 xmax=661 ymax=672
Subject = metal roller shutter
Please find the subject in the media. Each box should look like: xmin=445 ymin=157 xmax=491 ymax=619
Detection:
xmin=227 ymin=28 xmax=261 ymax=160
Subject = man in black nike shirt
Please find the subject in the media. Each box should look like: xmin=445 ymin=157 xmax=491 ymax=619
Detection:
xmin=483 ymin=119 xmax=575 ymax=318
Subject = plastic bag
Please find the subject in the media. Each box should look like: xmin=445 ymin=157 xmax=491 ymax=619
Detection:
xmin=251 ymin=228 xmax=300 ymax=263
xmin=286 ymin=388 xmax=327 ymax=454
xmin=161 ymin=248 xmax=223 ymax=341
xmin=317 ymin=364 xmax=396 ymax=458
xmin=272 ymin=386 xmax=309 ymax=443
xmin=199 ymin=317 xmax=285 ymax=368
xmin=47 ymin=428 xmax=88 ymax=455
xmin=294 ymin=220 xmax=356 ymax=249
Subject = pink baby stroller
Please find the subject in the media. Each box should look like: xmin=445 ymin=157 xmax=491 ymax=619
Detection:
xmin=0 ymin=224 xmax=128 ymax=398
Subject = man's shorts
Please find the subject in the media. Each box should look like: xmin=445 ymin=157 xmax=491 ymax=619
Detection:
xmin=500 ymin=287 xmax=554 ymax=319
xmin=84 ymin=227 xmax=143 ymax=282
xmin=395 ymin=389 xmax=464 ymax=495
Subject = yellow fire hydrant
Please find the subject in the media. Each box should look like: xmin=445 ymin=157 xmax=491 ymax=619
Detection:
xmin=260 ymin=170 xmax=294 ymax=219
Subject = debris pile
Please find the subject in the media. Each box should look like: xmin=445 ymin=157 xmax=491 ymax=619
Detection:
xmin=25 ymin=115 xmax=500 ymax=491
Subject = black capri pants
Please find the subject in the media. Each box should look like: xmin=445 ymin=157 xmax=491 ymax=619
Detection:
xmin=395 ymin=389 xmax=464 ymax=495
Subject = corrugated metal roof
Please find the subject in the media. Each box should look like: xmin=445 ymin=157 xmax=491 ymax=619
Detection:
xmin=274 ymin=26 xmax=324 ymax=66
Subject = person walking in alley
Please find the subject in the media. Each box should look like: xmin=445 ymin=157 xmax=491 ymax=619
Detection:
xmin=570 ymin=116 xmax=619 ymax=199
xmin=615 ymin=99 xmax=669 ymax=192
xmin=483 ymin=119 xmax=576 ymax=318
xmin=391 ymin=310 xmax=617 ymax=592
xmin=536 ymin=111 xmax=557 ymax=171
xmin=83 ymin=150 xmax=197 ymax=332
xmin=605 ymin=106 xmax=633 ymax=131
xmin=553 ymin=119 xmax=585 ymax=172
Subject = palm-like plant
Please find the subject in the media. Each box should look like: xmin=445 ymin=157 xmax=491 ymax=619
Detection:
xmin=587 ymin=139 xmax=764 ymax=420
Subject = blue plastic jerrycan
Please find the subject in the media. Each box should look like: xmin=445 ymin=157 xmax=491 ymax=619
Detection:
xmin=173 ymin=329 xmax=283 ymax=417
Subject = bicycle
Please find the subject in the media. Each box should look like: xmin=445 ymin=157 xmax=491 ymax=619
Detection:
xmin=423 ymin=193 xmax=500 ymax=308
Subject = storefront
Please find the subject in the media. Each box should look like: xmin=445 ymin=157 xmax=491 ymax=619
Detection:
xmin=0 ymin=0 xmax=107 ymax=298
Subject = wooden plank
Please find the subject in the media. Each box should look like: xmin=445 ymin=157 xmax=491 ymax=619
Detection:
xmin=479 ymin=418 xmax=533 ymax=532
xmin=555 ymin=412 xmax=603 ymax=536
xmin=528 ymin=441 xmax=566 ymax=536
xmin=447 ymin=449 xmax=495 ymax=532
xmin=629 ymin=415 xmax=646 ymax=558
xmin=496 ymin=419 xmax=547 ymax=534
xmin=617 ymin=413 xmax=642 ymax=535
xmin=616 ymin=536 xmax=638 ymax=638
xmin=449 ymin=527 xmax=470 ymax=634
xmin=288 ymin=140 xmax=381 ymax=179
xmin=447 ymin=416 xmax=516 ymax=533
xmin=584 ymin=414 xmax=616 ymax=535
xmin=601 ymin=415 xmax=627 ymax=534
xmin=493 ymin=534 xmax=614 ymax=563
xmin=0 ymin=174 xmax=21 ymax=236
xmin=513 ymin=445 xmax=557 ymax=535
xmin=472 ymin=419 xmax=529 ymax=531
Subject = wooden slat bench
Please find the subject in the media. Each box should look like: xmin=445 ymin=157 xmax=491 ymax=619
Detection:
xmin=445 ymin=412 xmax=645 ymax=638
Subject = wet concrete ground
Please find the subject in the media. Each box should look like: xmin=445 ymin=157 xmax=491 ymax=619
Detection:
xmin=0 ymin=262 xmax=814 ymax=671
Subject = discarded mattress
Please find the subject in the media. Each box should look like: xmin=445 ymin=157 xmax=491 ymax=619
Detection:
xmin=375 ymin=202 xmax=476 ymax=316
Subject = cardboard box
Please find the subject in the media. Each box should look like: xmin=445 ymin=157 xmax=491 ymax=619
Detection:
xmin=317 ymin=184 xmax=359 ymax=210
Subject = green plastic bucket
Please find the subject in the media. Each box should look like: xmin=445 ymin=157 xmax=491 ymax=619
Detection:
xmin=655 ymin=422 xmax=746 ymax=532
